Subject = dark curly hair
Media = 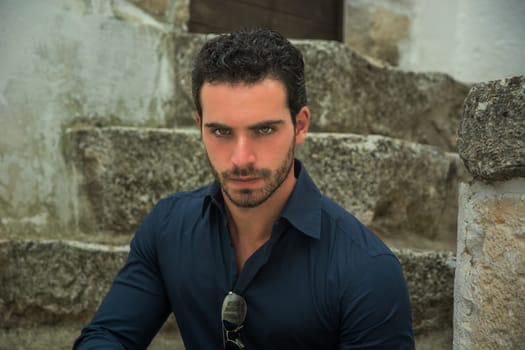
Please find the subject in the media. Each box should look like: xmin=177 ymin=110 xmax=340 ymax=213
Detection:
xmin=191 ymin=27 xmax=307 ymax=124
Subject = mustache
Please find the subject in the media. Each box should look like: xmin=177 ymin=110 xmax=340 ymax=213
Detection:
xmin=222 ymin=166 xmax=271 ymax=179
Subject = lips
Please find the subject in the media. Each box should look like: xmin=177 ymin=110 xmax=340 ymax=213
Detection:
xmin=230 ymin=177 xmax=258 ymax=182
xmin=228 ymin=177 xmax=261 ymax=186
xmin=228 ymin=177 xmax=259 ymax=183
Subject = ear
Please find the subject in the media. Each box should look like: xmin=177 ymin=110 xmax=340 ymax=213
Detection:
xmin=294 ymin=106 xmax=310 ymax=145
xmin=194 ymin=113 xmax=202 ymax=128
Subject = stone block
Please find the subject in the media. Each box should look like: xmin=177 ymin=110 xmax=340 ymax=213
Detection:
xmin=65 ymin=126 xmax=467 ymax=247
xmin=458 ymin=76 xmax=525 ymax=182
xmin=297 ymin=133 xmax=467 ymax=246
xmin=0 ymin=239 xmax=454 ymax=337
xmin=393 ymin=248 xmax=455 ymax=335
xmin=454 ymin=179 xmax=525 ymax=349
xmin=65 ymin=126 xmax=212 ymax=234
xmin=0 ymin=240 xmax=127 ymax=327
xmin=172 ymin=33 xmax=470 ymax=151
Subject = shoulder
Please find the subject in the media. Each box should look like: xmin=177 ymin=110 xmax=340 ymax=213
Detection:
xmin=153 ymin=185 xmax=211 ymax=221
xmin=131 ymin=184 xmax=212 ymax=249
xmin=318 ymin=195 xmax=394 ymax=259
xmin=316 ymin=194 xmax=405 ymax=293
xmin=317 ymin=197 xmax=411 ymax=320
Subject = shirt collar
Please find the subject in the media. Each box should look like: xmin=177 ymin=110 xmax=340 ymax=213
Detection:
xmin=201 ymin=180 xmax=223 ymax=217
xmin=201 ymin=159 xmax=322 ymax=240
xmin=279 ymin=159 xmax=322 ymax=239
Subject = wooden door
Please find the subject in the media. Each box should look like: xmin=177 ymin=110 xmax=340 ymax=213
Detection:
xmin=188 ymin=0 xmax=344 ymax=41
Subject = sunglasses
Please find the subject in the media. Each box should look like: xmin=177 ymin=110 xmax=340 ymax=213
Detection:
xmin=222 ymin=291 xmax=247 ymax=350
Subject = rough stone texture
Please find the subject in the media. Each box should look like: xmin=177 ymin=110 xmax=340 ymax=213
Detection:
xmin=65 ymin=126 xmax=212 ymax=234
xmin=454 ymin=179 xmax=525 ymax=349
xmin=298 ymin=40 xmax=469 ymax=152
xmin=297 ymin=133 xmax=467 ymax=246
xmin=0 ymin=240 xmax=128 ymax=328
xmin=65 ymin=126 xmax=467 ymax=246
xmin=394 ymin=248 xmax=455 ymax=335
xmin=172 ymin=33 xmax=470 ymax=152
xmin=344 ymin=3 xmax=410 ymax=66
xmin=0 ymin=322 xmax=185 ymax=350
xmin=0 ymin=239 xmax=454 ymax=337
xmin=458 ymin=76 xmax=525 ymax=182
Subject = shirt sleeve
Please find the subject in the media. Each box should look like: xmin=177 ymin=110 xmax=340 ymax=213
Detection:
xmin=338 ymin=254 xmax=415 ymax=350
xmin=73 ymin=201 xmax=172 ymax=350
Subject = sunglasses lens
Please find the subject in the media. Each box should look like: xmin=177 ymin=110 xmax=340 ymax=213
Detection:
xmin=222 ymin=292 xmax=247 ymax=326
xmin=222 ymin=291 xmax=247 ymax=349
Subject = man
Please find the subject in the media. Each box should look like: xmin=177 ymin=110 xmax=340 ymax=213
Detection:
xmin=74 ymin=27 xmax=414 ymax=349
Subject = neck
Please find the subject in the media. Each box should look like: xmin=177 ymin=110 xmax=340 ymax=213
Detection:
xmin=225 ymin=169 xmax=296 ymax=240
xmin=223 ymin=164 xmax=296 ymax=270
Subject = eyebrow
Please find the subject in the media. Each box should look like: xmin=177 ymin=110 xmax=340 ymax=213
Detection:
xmin=203 ymin=119 xmax=285 ymax=130
xmin=203 ymin=122 xmax=230 ymax=130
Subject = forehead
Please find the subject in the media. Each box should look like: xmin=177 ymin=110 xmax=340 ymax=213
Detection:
xmin=200 ymin=79 xmax=290 ymax=124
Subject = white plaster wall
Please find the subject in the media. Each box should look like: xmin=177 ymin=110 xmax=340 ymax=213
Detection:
xmin=454 ymin=0 xmax=525 ymax=82
xmin=0 ymin=0 xmax=175 ymax=234
xmin=400 ymin=0 xmax=525 ymax=82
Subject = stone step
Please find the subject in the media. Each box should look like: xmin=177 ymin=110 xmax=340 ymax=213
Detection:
xmin=0 ymin=322 xmax=184 ymax=350
xmin=0 ymin=239 xmax=455 ymax=338
xmin=65 ymin=126 xmax=469 ymax=248
xmin=172 ymin=33 xmax=470 ymax=152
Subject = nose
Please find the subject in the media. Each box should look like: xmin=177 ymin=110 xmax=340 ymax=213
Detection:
xmin=230 ymin=135 xmax=255 ymax=168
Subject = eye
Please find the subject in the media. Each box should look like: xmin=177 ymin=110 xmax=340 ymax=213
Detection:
xmin=257 ymin=126 xmax=274 ymax=135
xmin=213 ymin=128 xmax=231 ymax=137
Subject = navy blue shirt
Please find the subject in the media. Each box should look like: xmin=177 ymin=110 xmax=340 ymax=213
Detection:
xmin=74 ymin=160 xmax=414 ymax=349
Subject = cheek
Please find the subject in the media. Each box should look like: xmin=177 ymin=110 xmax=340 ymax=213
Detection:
xmin=203 ymin=139 xmax=228 ymax=162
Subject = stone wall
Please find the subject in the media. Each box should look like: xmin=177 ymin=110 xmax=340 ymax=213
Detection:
xmin=454 ymin=76 xmax=525 ymax=349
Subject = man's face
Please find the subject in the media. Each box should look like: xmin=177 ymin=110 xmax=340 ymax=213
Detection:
xmin=197 ymin=78 xmax=308 ymax=208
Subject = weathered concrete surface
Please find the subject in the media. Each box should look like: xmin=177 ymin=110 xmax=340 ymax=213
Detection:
xmin=172 ymin=33 xmax=470 ymax=152
xmin=0 ymin=239 xmax=454 ymax=337
xmin=0 ymin=0 xmax=176 ymax=238
xmin=66 ymin=126 xmax=467 ymax=245
xmin=458 ymin=76 xmax=525 ymax=182
xmin=454 ymin=179 xmax=525 ymax=349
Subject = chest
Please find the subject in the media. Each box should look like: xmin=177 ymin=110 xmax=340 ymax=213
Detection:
xmin=158 ymin=226 xmax=339 ymax=349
